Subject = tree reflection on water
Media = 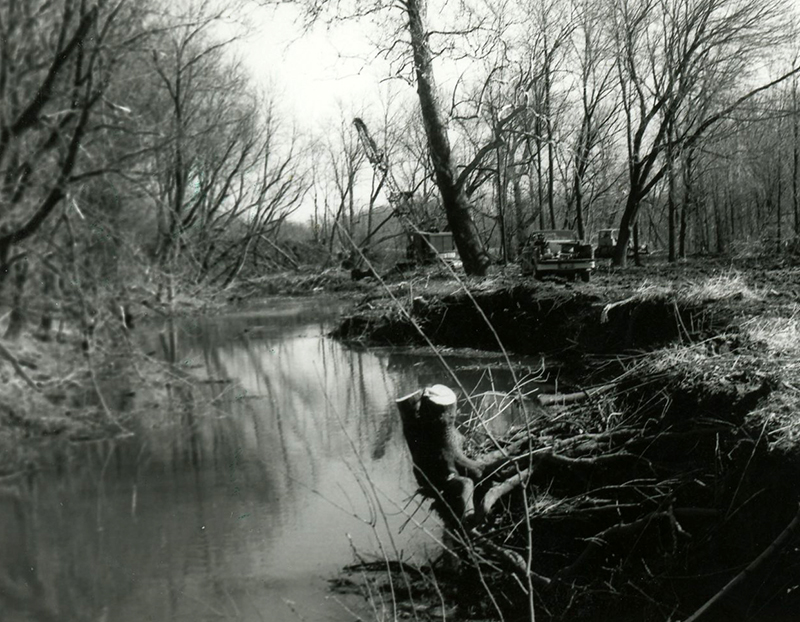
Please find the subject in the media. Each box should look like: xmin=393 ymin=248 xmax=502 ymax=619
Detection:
xmin=0 ymin=299 xmax=437 ymax=622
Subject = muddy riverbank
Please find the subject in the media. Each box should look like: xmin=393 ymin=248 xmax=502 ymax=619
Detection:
xmin=332 ymin=267 xmax=770 ymax=358
xmin=330 ymin=264 xmax=800 ymax=621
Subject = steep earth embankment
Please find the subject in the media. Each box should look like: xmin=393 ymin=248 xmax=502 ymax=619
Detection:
xmin=332 ymin=265 xmax=800 ymax=622
xmin=332 ymin=269 xmax=758 ymax=357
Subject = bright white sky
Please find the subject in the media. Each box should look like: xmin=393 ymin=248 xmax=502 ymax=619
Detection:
xmin=225 ymin=2 xmax=423 ymax=222
xmin=235 ymin=4 xmax=394 ymax=128
xmin=230 ymin=0 xmax=800 ymax=224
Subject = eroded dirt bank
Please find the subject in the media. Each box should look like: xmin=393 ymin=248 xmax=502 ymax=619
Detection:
xmin=333 ymin=266 xmax=770 ymax=357
xmin=332 ymin=264 xmax=800 ymax=622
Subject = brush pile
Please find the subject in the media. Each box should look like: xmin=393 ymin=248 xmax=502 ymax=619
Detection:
xmin=332 ymin=270 xmax=800 ymax=620
xmin=395 ymin=342 xmax=800 ymax=621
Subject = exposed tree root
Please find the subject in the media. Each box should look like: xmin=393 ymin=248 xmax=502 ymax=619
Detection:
xmin=395 ymin=352 xmax=799 ymax=620
xmin=479 ymin=468 xmax=532 ymax=520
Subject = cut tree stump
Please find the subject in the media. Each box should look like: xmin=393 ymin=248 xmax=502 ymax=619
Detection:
xmin=396 ymin=384 xmax=483 ymax=524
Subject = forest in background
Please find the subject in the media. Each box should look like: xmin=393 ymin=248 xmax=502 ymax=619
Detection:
xmin=2 ymin=0 xmax=800 ymax=327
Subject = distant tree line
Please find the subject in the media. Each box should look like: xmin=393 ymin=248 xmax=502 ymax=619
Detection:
xmin=304 ymin=0 xmax=800 ymax=273
xmin=0 ymin=0 xmax=307 ymax=338
xmin=3 ymin=0 xmax=799 ymax=308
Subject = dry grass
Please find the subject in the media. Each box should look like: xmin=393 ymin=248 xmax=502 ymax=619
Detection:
xmin=601 ymin=271 xmax=758 ymax=329
xmin=629 ymin=271 xmax=757 ymax=304
xmin=681 ymin=271 xmax=758 ymax=303
xmin=642 ymin=342 xmax=720 ymax=375
xmin=743 ymin=313 xmax=800 ymax=356
xmin=618 ymin=307 xmax=800 ymax=452
xmin=752 ymin=388 xmax=800 ymax=452
xmin=739 ymin=308 xmax=800 ymax=451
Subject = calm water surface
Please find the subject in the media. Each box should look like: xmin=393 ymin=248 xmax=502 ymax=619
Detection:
xmin=0 ymin=298 xmax=531 ymax=622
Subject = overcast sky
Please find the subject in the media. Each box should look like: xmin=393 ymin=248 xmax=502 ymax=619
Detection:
xmin=235 ymin=4 xmax=393 ymax=128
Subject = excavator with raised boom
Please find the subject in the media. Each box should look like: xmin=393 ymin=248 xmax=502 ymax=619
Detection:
xmin=352 ymin=118 xmax=455 ymax=264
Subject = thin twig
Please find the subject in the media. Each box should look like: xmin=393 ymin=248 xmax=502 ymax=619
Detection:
xmin=681 ymin=502 xmax=800 ymax=622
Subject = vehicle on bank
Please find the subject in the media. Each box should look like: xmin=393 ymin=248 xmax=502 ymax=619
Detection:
xmin=408 ymin=231 xmax=458 ymax=263
xmin=520 ymin=229 xmax=595 ymax=282
xmin=595 ymin=228 xmax=649 ymax=259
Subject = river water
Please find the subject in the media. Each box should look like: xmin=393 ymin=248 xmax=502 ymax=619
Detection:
xmin=0 ymin=298 xmax=533 ymax=622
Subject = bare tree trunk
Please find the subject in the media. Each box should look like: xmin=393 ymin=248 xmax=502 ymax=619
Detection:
xmin=574 ymin=169 xmax=585 ymax=240
xmin=221 ymin=234 xmax=255 ymax=288
xmin=547 ymin=136 xmax=556 ymax=231
xmin=777 ymin=155 xmax=783 ymax=251
xmin=532 ymin=129 xmax=546 ymax=229
xmin=713 ymin=187 xmax=725 ymax=254
xmin=348 ymin=171 xmax=356 ymax=236
xmin=0 ymin=227 xmax=12 ymax=293
xmin=667 ymin=118 xmax=677 ymax=262
xmin=513 ymin=168 xmax=525 ymax=259
xmin=36 ymin=262 xmax=60 ymax=340
xmin=495 ymin=120 xmax=508 ymax=263
xmin=680 ymin=147 xmax=695 ymax=259
xmin=405 ymin=0 xmax=490 ymax=276
xmin=632 ymin=220 xmax=641 ymax=266
xmin=794 ymin=77 xmax=799 ymax=237
xmin=4 ymin=258 xmax=28 ymax=341
xmin=613 ymin=191 xmax=637 ymax=266
xmin=573 ymin=119 xmax=587 ymax=240
xmin=367 ymin=175 xmax=376 ymax=238
xmin=543 ymin=47 xmax=556 ymax=230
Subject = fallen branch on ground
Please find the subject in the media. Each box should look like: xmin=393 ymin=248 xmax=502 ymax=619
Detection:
xmin=681 ymin=502 xmax=800 ymax=622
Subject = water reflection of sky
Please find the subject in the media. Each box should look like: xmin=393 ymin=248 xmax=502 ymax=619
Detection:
xmin=2 ymin=299 xmax=460 ymax=622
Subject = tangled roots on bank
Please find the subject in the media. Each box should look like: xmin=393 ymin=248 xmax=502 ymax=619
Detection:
xmin=329 ymin=272 xmax=800 ymax=620
xmin=384 ymin=345 xmax=800 ymax=622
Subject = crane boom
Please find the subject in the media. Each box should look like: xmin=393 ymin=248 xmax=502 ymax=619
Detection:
xmin=353 ymin=118 xmax=415 ymax=222
xmin=353 ymin=117 xmax=455 ymax=264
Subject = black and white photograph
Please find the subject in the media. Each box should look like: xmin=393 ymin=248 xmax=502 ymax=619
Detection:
xmin=1 ymin=0 xmax=800 ymax=620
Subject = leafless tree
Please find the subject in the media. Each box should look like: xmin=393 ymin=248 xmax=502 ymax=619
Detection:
xmin=610 ymin=0 xmax=798 ymax=265
xmin=566 ymin=0 xmax=621 ymax=240
xmin=294 ymin=0 xmax=492 ymax=274
xmin=117 ymin=1 xmax=306 ymax=290
xmin=0 ymin=0 xmax=143 ymax=278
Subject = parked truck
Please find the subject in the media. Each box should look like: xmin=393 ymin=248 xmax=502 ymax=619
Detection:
xmin=520 ymin=229 xmax=595 ymax=282
xmin=408 ymin=231 xmax=458 ymax=264
xmin=595 ymin=228 xmax=649 ymax=259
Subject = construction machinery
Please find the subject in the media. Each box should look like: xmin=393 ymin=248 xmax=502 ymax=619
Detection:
xmin=353 ymin=118 xmax=414 ymax=220
xmin=353 ymin=118 xmax=455 ymax=264
xmin=595 ymin=228 xmax=619 ymax=259
xmin=595 ymin=228 xmax=649 ymax=259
